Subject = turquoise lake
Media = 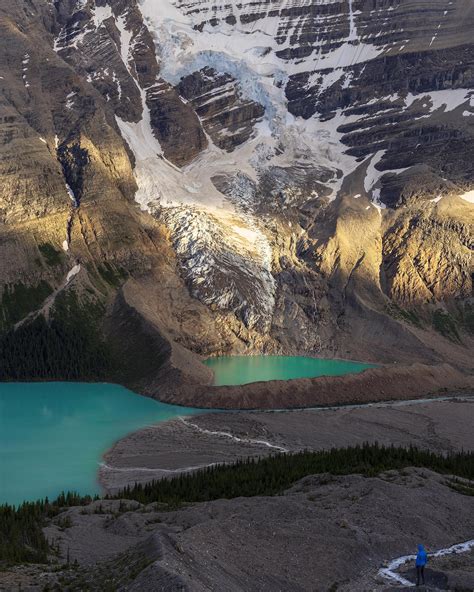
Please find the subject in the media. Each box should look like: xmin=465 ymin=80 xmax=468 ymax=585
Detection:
xmin=205 ymin=355 xmax=374 ymax=386
xmin=0 ymin=382 xmax=199 ymax=507
xmin=1 ymin=357 xmax=374 ymax=505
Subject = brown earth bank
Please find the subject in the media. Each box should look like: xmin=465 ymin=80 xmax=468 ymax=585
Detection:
xmin=104 ymin=281 xmax=474 ymax=412
xmin=100 ymin=398 xmax=474 ymax=494
xmin=104 ymin=284 xmax=474 ymax=412
xmin=1 ymin=469 xmax=474 ymax=591
xmin=143 ymin=362 xmax=474 ymax=410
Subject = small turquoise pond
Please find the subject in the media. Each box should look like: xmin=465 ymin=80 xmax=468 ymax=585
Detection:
xmin=0 ymin=382 xmax=200 ymax=506
xmin=204 ymin=355 xmax=374 ymax=386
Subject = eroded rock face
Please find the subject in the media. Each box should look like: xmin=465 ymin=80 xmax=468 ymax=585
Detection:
xmin=147 ymin=80 xmax=208 ymax=166
xmin=178 ymin=67 xmax=265 ymax=151
xmin=382 ymin=201 xmax=472 ymax=306
xmin=52 ymin=0 xmax=207 ymax=166
xmin=0 ymin=0 xmax=473 ymax=385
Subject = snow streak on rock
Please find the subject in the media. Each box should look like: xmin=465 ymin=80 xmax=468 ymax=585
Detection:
xmin=379 ymin=539 xmax=474 ymax=587
xmin=66 ymin=264 xmax=81 ymax=284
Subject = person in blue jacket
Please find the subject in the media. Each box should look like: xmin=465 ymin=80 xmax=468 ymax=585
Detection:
xmin=415 ymin=544 xmax=428 ymax=586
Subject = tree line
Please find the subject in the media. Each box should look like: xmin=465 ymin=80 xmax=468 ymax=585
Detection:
xmin=1 ymin=443 xmax=473 ymax=566
xmin=0 ymin=290 xmax=113 ymax=381
xmin=115 ymin=442 xmax=474 ymax=505
xmin=0 ymin=493 xmax=97 ymax=564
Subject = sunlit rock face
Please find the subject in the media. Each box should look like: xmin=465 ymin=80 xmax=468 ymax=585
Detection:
xmin=0 ymin=0 xmax=473 ymax=366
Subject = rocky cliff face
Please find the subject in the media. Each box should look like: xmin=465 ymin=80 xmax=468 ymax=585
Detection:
xmin=0 ymin=0 xmax=472 ymax=388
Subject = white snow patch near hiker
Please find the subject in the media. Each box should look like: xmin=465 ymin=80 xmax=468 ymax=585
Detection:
xmin=379 ymin=539 xmax=474 ymax=587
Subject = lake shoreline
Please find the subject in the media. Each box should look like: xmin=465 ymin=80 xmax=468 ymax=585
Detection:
xmin=99 ymin=395 xmax=474 ymax=495
xmin=3 ymin=356 xmax=472 ymax=413
xmin=0 ymin=383 xmax=201 ymax=507
xmin=3 ymin=357 xmax=472 ymax=504
xmin=204 ymin=355 xmax=375 ymax=386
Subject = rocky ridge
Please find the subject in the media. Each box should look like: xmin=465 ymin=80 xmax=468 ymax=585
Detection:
xmin=1 ymin=468 xmax=474 ymax=591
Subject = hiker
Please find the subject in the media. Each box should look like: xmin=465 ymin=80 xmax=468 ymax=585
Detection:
xmin=415 ymin=544 xmax=427 ymax=586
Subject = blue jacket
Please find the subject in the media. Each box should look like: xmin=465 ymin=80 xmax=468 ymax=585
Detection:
xmin=416 ymin=545 xmax=428 ymax=567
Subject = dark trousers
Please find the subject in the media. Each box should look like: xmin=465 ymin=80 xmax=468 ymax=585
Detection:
xmin=416 ymin=565 xmax=425 ymax=586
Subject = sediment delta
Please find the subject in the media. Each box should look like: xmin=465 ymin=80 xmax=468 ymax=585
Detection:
xmin=100 ymin=397 xmax=474 ymax=493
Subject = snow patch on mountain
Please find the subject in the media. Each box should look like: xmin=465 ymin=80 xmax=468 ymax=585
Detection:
xmin=118 ymin=104 xmax=276 ymax=330
xmin=137 ymin=0 xmax=390 ymax=202
xmin=305 ymin=0 xmax=382 ymax=94
xmin=459 ymin=190 xmax=474 ymax=204
xmin=405 ymin=89 xmax=472 ymax=115
xmin=92 ymin=4 xmax=113 ymax=29
xmin=66 ymin=264 xmax=81 ymax=284
xmin=65 ymin=183 xmax=78 ymax=206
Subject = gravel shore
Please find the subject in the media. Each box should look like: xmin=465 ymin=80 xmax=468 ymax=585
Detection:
xmin=100 ymin=396 xmax=474 ymax=494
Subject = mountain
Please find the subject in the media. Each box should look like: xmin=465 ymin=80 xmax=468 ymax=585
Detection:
xmin=0 ymin=0 xmax=473 ymax=397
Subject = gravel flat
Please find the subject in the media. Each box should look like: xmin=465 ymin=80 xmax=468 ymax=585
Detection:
xmin=100 ymin=397 xmax=474 ymax=493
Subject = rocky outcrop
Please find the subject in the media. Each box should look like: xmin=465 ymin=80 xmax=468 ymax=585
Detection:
xmin=382 ymin=200 xmax=472 ymax=306
xmin=52 ymin=0 xmax=207 ymax=167
xmin=147 ymin=80 xmax=208 ymax=167
xmin=178 ymin=67 xmax=265 ymax=151
xmin=4 ymin=464 xmax=474 ymax=590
